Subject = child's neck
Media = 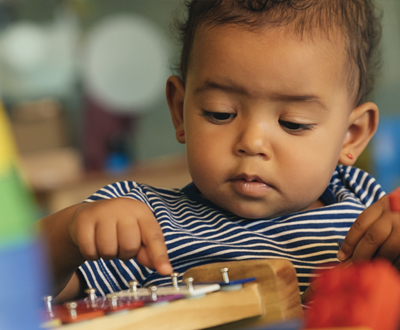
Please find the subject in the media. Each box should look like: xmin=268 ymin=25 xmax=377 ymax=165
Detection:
xmin=305 ymin=199 xmax=326 ymax=211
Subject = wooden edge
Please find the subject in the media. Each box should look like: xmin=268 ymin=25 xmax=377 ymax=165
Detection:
xmin=60 ymin=282 xmax=263 ymax=330
xmin=183 ymin=259 xmax=303 ymax=329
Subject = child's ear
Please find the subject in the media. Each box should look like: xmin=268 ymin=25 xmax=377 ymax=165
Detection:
xmin=166 ymin=75 xmax=185 ymax=144
xmin=339 ymin=101 xmax=379 ymax=166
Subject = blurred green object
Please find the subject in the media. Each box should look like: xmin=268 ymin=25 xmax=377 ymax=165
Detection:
xmin=0 ymin=103 xmax=38 ymax=244
xmin=0 ymin=167 xmax=37 ymax=246
xmin=0 ymin=103 xmax=44 ymax=329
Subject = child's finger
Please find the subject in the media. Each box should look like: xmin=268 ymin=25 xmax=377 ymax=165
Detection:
xmin=138 ymin=215 xmax=173 ymax=275
xmin=72 ymin=215 xmax=99 ymax=260
xmin=117 ymin=218 xmax=141 ymax=260
xmin=135 ymin=246 xmax=154 ymax=269
xmin=351 ymin=212 xmax=393 ymax=261
xmin=301 ymin=277 xmax=318 ymax=304
xmin=96 ymin=219 xmax=118 ymax=260
xmin=337 ymin=197 xmax=386 ymax=261
xmin=301 ymin=260 xmax=353 ymax=304
xmin=373 ymin=213 xmax=400 ymax=262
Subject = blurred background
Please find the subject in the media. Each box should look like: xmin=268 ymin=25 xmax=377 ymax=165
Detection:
xmin=0 ymin=0 xmax=191 ymax=216
xmin=0 ymin=0 xmax=399 ymax=216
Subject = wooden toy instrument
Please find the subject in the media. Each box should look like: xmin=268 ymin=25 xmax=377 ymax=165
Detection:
xmin=43 ymin=259 xmax=304 ymax=329
xmin=42 ymin=258 xmax=400 ymax=330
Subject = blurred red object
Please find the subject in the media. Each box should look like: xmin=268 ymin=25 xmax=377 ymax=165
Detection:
xmin=389 ymin=187 xmax=400 ymax=212
xmin=304 ymin=259 xmax=400 ymax=330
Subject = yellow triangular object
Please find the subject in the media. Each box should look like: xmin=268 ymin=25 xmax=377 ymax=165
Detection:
xmin=0 ymin=103 xmax=17 ymax=175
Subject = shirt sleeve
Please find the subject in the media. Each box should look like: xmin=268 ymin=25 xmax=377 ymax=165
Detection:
xmin=84 ymin=180 xmax=153 ymax=208
xmin=78 ymin=181 xmax=155 ymax=296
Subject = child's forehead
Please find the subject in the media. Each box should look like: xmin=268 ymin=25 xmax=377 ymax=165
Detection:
xmin=188 ymin=24 xmax=354 ymax=108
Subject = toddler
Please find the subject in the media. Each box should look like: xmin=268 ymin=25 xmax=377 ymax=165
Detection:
xmin=40 ymin=0 xmax=400 ymax=304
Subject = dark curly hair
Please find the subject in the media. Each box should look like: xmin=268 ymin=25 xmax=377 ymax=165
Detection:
xmin=172 ymin=0 xmax=382 ymax=106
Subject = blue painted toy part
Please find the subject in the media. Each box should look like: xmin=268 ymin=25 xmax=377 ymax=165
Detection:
xmin=0 ymin=240 xmax=49 ymax=330
xmin=218 ymin=277 xmax=257 ymax=286
xmin=195 ymin=277 xmax=256 ymax=286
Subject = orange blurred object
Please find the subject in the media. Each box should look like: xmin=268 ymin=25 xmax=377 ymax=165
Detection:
xmin=305 ymin=259 xmax=400 ymax=330
xmin=389 ymin=187 xmax=400 ymax=212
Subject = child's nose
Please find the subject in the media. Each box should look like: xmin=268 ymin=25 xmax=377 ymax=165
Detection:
xmin=235 ymin=124 xmax=272 ymax=159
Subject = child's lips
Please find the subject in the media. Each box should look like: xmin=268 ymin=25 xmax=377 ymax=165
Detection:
xmin=229 ymin=174 xmax=273 ymax=197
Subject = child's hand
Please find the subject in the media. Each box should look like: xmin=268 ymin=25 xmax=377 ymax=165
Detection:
xmin=69 ymin=198 xmax=173 ymax=275
xmin=337 ymin=192 xmax=400 ymax=270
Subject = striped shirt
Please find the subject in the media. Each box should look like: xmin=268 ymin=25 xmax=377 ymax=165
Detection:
xmin=79 ymin=165 xmax=385 ymax=295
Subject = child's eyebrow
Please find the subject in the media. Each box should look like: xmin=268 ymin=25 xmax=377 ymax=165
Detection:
xmin=270 ymin=93 xmax=328 ymax=111
xmin=194 ymin=80 xmax=328 ymax=111
xmin=194 ymin=80 xmax=248 ymax=97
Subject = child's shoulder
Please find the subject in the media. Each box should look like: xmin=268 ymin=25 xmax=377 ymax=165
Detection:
xmin=84 ymin=181 xmax=185 ymax=203
xmin=330 ymin=165 xmax=386 ymax=207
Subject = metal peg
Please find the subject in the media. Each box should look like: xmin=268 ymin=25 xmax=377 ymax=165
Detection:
xmin=85 ymin=287 xmax=97 ymax=305
xmin=128 ymin=280 xmax=138 ymax=293
xmin=66 ymin=302 xmax=78 ymax=319
xmin=185 ymin=277 xmax=194 ymax=292
xmin=43 ymin=296 xmax=54 ymax=316
xmin=149 ymin=286 xmax=158 ymax=301
xmin=171 ymin=272 xmax=179 ymax=290
xmin=108 ymin=295 xmax=118 ymax=308
xmin=220 ymin=267 xmax=230 ymax=283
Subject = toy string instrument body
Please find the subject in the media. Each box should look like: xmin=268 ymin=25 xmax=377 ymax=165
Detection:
xmin=43 ymin=259 xmax=303 ymax=330
xmin=42 ymin=260 xmax=400 ymax=330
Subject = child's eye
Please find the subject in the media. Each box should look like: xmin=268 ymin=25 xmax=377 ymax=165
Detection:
xmin=279 ymin=120 xmax=314 ymax=132
xmin=201 ymin=110 xmax=236 ymax=123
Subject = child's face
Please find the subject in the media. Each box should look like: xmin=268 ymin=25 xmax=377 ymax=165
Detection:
xmin=175 ymin=25 xmax=357 ymax=219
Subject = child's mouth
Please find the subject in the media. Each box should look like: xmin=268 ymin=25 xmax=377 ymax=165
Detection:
xmin=229 ymin=174 xmax=272 ymax=197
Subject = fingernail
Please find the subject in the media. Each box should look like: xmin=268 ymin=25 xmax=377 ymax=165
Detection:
xmin=337 ymin=250 xmax=346 ymax=261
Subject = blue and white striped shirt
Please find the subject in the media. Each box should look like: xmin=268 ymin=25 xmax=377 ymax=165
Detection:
xmin=79 ymin=165 xmax=385 ymax=295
